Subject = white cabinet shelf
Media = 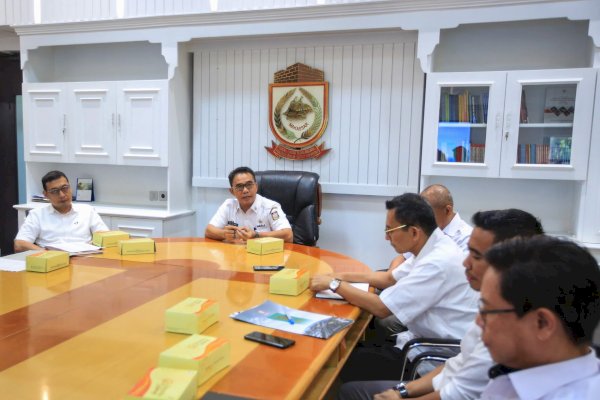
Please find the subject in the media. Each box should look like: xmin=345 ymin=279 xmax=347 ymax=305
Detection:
xmin=422 ymin=68 xmax=596 ymax=180
xmin=23 ymin=80 xmax=169 ymax=167
xmin=14 ymin=203 xmax=195 ymax=239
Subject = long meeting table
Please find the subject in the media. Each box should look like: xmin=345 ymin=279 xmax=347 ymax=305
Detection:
xmin=0 ymin=238 xmax=372 ymax=399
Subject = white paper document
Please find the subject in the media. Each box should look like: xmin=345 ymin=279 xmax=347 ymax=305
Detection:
xmin=0 ymin=250 xmax=40 ymax=272
xmin=46 ymin=242 xmax=102 ymax=256
xmin=316 ymin=282 xmax=369 ymax=300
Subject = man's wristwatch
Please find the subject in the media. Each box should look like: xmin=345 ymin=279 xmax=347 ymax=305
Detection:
xmin=253 ymin=231 xmax=260 ymax=239
xmin=394 ymin=382 xmax=409 ymax=398
xmin=329 ymin=278 xmax=341 ymax=293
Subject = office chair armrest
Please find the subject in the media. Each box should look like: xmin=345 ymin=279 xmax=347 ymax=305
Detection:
xmin=399 ymin=338 xmax=461 ymax=381
xmin=408 ymin=351 xmax=452 ymax=380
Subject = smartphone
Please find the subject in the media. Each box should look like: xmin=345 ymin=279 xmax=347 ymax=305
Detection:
xmin=253 ymin=265 xmax=285 ymax=271
xmin=244 ymin=331 xmax=295 ymax=349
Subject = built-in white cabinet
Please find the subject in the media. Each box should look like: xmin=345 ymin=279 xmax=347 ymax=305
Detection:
xmin=422 ymin=68 xmax=596 ymax=180
xmin=23 ymin=80 xmax=168 ymax=166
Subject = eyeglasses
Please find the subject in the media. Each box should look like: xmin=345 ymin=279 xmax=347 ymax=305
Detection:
xmin=233 ymin=182 xmax=256 ymax=193
xmin=46 ymin=184 xmax=71 ymax=196
xmin=384 ymin=224 xmax=407 ymax=234
xmin=478 ymin=299 xmax=517 ymax=323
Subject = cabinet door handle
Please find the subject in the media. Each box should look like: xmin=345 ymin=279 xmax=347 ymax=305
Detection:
xmin=505 ymin=132 xmax=509 ymax=140
xmin=495 ymin=113 xmax=502 ymax=131
xmin=112 ymin=113 xmax=115 ymax=129
xmin=118 ymin=114 xmax=121 ymax=134
xmin=62 ymin=114 xmax=66 ymax=135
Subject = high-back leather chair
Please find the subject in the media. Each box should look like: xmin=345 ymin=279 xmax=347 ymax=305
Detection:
xmin=254 ymin=170 xmax=321 ymax=246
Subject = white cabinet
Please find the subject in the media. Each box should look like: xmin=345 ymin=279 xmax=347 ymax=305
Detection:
xmin=23 ymin=80 xmax=168 ymax=166
xmin=110 ymin=217 xmax=163 ymax=238
xmin=22 ymin=84 xmax=68 ymax=162
xmin=422 ymin=68 xmax=596 ymax=180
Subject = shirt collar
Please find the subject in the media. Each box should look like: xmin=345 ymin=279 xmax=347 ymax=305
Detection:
xmin=443 ymin=213 xmax=462 ymax=235
xmin=49 ymin=204 xmax=76 ymax=215
xmin=508 ymin=349 xmax=599 ymax=399
xmin=413 ymin=227 xmax=444 ymax=262
xmin=234 ymin=193 xmax=262 ymax=214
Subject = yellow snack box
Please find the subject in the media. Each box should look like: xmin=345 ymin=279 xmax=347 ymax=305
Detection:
xmin=119 ymin=238 xmax=156 ymax=255
xmin=269 ymin=268 xmax=309 ymax=296
xmin=126 ymin=367 xmax=197 ymax=400
xmin=25 ymin=251 xmax=70 ymax=273
xmin=92 ymin=230 xmax=130 ymax=247
xmin=158 ymin=334 xmax=231 ymax=386
xmin=165 ymin=297 xmax=219 ymax=335
xmin=246 ymin=237 xmax=284 ymax=255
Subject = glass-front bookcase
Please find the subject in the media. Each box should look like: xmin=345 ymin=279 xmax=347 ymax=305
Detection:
xmin=422 ymin=69 xmax=595 ymax=180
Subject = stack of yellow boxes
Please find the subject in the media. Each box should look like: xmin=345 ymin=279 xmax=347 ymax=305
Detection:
xmin=126 ymin=297 xmax=230 ymax=399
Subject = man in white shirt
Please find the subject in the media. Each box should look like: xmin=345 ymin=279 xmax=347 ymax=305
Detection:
xmin=14 ymin=170 xmax=108 ymax=253
xmin=378 ymin=184 xmax=473 ymax=340
xmin=205 ymin=166 xmax=293 ymax=243
xmin=310 ymin=193 xmax=478 ymax=382
xmin=341 ymin=209 xmax=544 ymax=400
xmin=420 ymin=184 xmax=472 ymax=252
xmin=478 ymin=235 xmax=600 ymax=400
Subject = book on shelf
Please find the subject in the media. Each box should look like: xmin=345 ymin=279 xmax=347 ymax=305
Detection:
xmin=543 ymin=86 xmax=575 ymax=123
xmin=549 ymin=137 xmax=572 ymax=164
xmin=517 ymin=144 xmax=551 ymax=164
xmin=439 ymin=91 xmax=488 ymax=124
xmin=76 ymin=178 xmax=94 ymax=202
xmin=520 ymin=89 xmax=529 ymax=123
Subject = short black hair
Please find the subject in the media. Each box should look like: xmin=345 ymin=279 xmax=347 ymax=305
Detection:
xmin=472 ymin=209 xmax=544 ymax=243
xmin=385 ymin=193 xmax=437 ymax=236
xmin=42 ymin=170 xmax=68 ymax=191
xmin=486 ymin=235 xmax=600 ymax=345
xmin=228 ymin=166 xmax=256 ymax=186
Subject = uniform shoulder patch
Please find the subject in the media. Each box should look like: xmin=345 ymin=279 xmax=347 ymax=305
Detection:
xmin=270 ymin=207 xmax=280 ymax=221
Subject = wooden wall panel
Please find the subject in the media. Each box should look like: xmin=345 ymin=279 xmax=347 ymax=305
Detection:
xmin=192 ymin=31 xmax=423 ymax=195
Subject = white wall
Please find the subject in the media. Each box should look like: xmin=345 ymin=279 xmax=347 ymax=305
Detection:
xmin=191 ymin=30 xmax=423 ymax=196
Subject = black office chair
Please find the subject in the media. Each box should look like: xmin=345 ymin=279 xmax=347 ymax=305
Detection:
xmin=399 ymin=337 xmax=462 ymax=381
xmin=254 ymin=170 xmax=321 ymax=246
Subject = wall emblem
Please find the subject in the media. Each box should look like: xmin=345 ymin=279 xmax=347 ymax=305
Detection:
xmin=267 ymin=63 xmax=330 ymax=160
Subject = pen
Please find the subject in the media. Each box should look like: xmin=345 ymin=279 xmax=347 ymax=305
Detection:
xmin=284 ymin=310 xmax=295 ymax=325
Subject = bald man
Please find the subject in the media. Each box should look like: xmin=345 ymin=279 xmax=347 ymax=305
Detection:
xmin=420 ymin=184 xmax=472 ymax=252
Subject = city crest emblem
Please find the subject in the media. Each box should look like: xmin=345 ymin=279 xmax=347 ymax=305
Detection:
xmin=267 ymin=63 xmax=330 ymax=160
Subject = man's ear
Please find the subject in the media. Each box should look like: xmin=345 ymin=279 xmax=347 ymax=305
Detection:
xmin=229 ymin=188 xmax=235 ymax=196
xmin=534 ymin=308 xmax=559 ymax=341
xmin=444 ymin=204 xmax=453 ymax=216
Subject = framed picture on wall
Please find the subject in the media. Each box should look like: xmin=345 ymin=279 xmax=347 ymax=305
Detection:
xmin=76 ymin=178 xmax=94 ymax=202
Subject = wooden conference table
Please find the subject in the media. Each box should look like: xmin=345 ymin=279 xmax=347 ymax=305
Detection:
xmin=0 ymin=238 xmax=372 ymax=400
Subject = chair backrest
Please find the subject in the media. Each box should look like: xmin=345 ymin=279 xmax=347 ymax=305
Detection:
xmin=254 ymin=170 xmax=321 ymax=246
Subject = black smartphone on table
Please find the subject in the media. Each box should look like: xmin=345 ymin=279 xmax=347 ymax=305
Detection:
xmin=253 ymin=265 xmax=285 ymax=271
xmin=244 ymin=331 xmax=295 ymax=349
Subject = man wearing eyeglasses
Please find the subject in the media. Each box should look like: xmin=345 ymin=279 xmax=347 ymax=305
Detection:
xmin=14 ymin=170 xmax=108 ymax=253
xmin=355 ymin=209 xmax=543 ymax=400
xmin=310 ymin=193 xmax=478 ymax=383
xmin=205 ymin=166 xmax=293 ymax=243
xmin=477 ymin=236 xmax=600 ymax=400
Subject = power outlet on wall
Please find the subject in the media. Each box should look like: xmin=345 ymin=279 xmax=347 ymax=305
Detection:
xmin=149 ymin=191 xmax=168 ymax=201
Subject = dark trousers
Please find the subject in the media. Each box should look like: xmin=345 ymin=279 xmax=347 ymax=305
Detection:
xmin=339 ymin=341 xmax=405 ymax=383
